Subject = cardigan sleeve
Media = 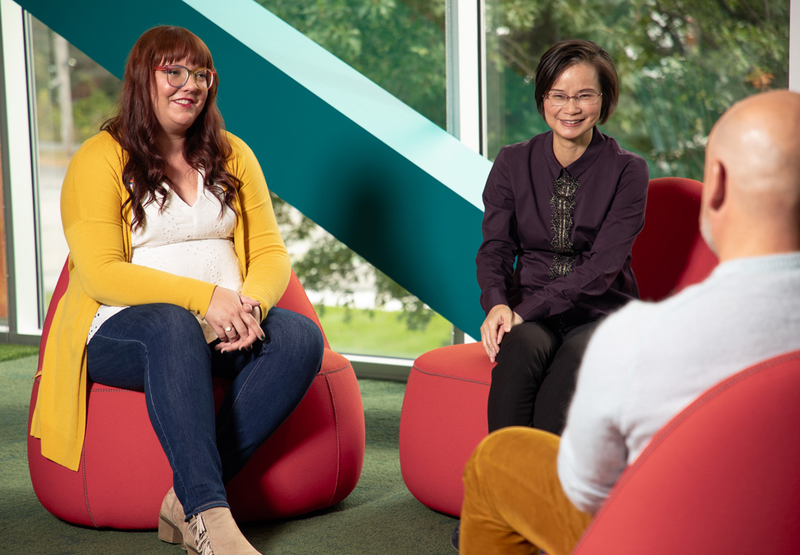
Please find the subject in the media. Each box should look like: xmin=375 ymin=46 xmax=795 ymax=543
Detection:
xmin=513 ymin=156 xmax=648 ymax=322
xmin=61 ymin=133 xmax=217 ymax=317
xmin=475 ymin=147 xmax=519 ymax=314
xmin=226 ymin=134 xmax=291 ymax=313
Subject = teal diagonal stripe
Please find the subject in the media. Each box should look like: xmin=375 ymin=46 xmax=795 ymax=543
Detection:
xmin=17 ymin=0 xmax=492 ymax=338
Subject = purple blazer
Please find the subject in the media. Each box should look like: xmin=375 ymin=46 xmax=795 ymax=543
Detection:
xmin=476 ymin=128 xmax=649 ymax=333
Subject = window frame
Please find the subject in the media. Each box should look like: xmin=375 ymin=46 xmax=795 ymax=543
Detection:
xmin=0 ymin=0 xmax=43 ymax=345
xmin=1 ymin=0 xmax=797 ymax=366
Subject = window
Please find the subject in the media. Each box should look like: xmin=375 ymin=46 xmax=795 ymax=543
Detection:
xmin=249 ymin=0 xmax=453 ymax=360
xmin=1 ymin=0 xmax=793 ymax=349
xmin=0 ymin=139 xmax=8 ymax=328
xmin=484 ymin=0 xmax=790 ymax=175
xmin=30 ymin=16 xmax=121 ymax=305
xmin=25 ymin=5 xmax=454 ymax=362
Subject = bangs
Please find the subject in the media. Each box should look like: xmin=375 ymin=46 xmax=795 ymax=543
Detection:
xmin=148 ymin=27 xmax=214 ymax=68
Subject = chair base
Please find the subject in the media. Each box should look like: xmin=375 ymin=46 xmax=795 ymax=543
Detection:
xmin=399 ymin=343 xmax=493 ymax=517
xmin=28 ymin=349 xmax=365 ymax=529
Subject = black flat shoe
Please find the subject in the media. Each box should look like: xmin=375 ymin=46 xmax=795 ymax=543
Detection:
xmin=450 ymin=522 xmax=460 ymax=551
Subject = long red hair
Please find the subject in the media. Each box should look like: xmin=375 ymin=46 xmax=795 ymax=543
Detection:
xmin=102 ymin=26 xmax=239 ymax=230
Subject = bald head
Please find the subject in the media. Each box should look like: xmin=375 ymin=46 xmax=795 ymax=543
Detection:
xmin=702 ymin=90 xmax=800 ymax=261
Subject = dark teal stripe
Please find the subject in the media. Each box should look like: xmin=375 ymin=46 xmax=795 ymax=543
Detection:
xmin=18 ymin=0 xmax=487 ymax=338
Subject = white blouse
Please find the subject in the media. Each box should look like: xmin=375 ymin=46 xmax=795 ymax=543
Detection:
xmin=87 ymin=172 xmax=242 ymax=343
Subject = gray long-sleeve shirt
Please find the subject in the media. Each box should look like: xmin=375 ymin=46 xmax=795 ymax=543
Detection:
xmin=558 ymin=253 xmax=800 ymax=513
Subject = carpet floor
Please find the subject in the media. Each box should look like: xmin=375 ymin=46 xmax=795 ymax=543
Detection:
xmin=0 ymin=355 xmax=458 ymax=554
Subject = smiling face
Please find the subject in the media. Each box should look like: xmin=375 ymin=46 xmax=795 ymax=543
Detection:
xmin=152 ymin=58 xmax=208 ymax=139
xmin=543 ymin=62 xmax=602 ymax=148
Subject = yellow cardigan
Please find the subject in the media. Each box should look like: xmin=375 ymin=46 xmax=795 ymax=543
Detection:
xmin=30 ymin=130 xmax=291 ymax=471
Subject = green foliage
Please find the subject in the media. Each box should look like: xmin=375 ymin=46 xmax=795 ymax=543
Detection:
xmin=272 ymin=194 xmax=435 ymax=330
xmin=256 ymin=0 xmax=449 ymax=330
xmin=29 ymin=0 xmax=789 ymax=337
xmin=254 ymin=0 xmax=447 ymax=127
xmin=72 ymin=88 xmax=119 ymax=140
xmin=485 ymin=0 xmax=789 ymax=178
xmin=374 ymin=269 xmax=433 ymax=330
xmin=31 ymin=17 xmax=121 ymax=147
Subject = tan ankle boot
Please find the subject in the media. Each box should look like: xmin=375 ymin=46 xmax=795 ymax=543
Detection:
xmin=189 ymin=507 xmax=262 ymax=555
xmin=157 ymin=487 xmax=197 ymax=552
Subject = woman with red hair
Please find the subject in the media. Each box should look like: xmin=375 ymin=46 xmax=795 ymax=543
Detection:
xmin=30 ymin=26 xmax=323 ymax=555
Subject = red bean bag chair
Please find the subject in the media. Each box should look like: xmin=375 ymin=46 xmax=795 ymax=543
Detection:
xmin=573 ymin=348 xmax=800 ymax=553
xmin=399 ymin=177 xmax=718 ymax=516
xmin=28 ymin=261 xmax=365 ymax=529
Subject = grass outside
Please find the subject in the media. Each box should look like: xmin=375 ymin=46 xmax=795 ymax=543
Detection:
xmin=315 ymin=305 xmax=451 ymax=359
xmin=0 ymin=306 xmax=451 ymax=363
xmin=0 ymin=344 xmax=39 ymax=363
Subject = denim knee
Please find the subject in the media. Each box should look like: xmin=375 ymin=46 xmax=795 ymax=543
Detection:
xmin=142 ymin=304 xmax=206 ymax=343
xmin=263 ymin=308 xmax=324 ymax=369
xmin=89 ymin=304 xmax=210 ymax=385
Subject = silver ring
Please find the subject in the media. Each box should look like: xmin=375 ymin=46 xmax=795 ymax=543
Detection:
xmin=224 ymin=326 xmax=232 ymax=332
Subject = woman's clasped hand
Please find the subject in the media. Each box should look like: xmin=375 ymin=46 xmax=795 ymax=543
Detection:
xmin=205 ymin=287 xmax=264 ymax=351
xmin=31 ymin=25 xmax=324 ymax=555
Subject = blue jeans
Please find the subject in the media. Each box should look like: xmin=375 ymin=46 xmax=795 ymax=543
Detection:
xmin=87 ymin=303 xmax=323 ymax=518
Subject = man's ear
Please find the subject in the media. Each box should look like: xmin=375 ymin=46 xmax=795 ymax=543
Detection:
xmin=707 ymin=160 xmax=726 ymax=212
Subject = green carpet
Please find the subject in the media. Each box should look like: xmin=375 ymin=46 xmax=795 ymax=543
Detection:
xmin=0 ymin=355 xmax=458 ymax=554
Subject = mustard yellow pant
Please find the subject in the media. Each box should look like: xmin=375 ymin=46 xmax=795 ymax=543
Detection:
xmin=460 ymin=427 xmax=593 ymax=555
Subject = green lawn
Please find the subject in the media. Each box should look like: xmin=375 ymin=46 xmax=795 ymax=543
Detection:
xmin=0 ymin=344 xmax=39 ymax=363
xmin=315 ymin=306 xmax=452 ymax=359
xmin=0 ymin=306 xmax=452 ymax=363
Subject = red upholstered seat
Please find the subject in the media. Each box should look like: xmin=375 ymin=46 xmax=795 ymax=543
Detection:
xmin=398 ymin=341 xmax=491 ymax=516
xmin=631 ymin=177 xmax=718 ymax=301
xmin=573 ymin=349 xmax=800 ymax=554
xmin=28 ymin=261 xmax=365 ymax=529
xmin=399 ymin=177 xmax=717 ymax=516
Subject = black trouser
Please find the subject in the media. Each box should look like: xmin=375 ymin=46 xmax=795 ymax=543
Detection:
xmin=486 ymin=320 xmax=599 ymax=435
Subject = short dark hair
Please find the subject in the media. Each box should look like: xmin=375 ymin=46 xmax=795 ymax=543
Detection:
xmin=534 ymin=39 xmax=619 ymax=125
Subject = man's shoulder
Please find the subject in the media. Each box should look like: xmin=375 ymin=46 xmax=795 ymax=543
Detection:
xmin=582 ymin=293 xmax=697 ymax=375
xmin=592 ymin=299 xmax=661 ymax=344
xmin=597 ymin=274 xmax=716 ymax=339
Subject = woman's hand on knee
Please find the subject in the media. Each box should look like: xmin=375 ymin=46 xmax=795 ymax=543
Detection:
xmin=205 ymin=287 xmax=264 ymax=351
xmin=480 ymin=305 xmax=523 ymax=363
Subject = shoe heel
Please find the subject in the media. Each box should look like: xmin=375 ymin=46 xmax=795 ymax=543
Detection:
xmin=158 ymin=516 xmax=183 ymax=544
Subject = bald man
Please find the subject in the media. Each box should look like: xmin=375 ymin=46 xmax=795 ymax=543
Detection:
xmin=458 ymin=90 xmax=800 ymax=555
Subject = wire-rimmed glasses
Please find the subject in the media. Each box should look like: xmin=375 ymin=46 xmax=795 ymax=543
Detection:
xmin=544 ymin=92 xmax=602 ymax=107
xmin=154 ymin=64 xmax=216 ymax=91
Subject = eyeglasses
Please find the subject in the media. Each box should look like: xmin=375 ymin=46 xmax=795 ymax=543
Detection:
xmin=154 ymin=64 xmax=216 ymax=91
xmin=544 ymin=92 xmax=602 ymax=107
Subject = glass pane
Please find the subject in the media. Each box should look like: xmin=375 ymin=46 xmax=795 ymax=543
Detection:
xmin=0 ymin=140 xmax=8 ymax=326
xmin=485 ymin=0 xmax=790 ymax=176
xmin=256 ymin=0 xmax=447 ymax=128
xmin=31 ymin=16 xmax=121 ymax=302
xmin=30 ymin=7 xmax=452 ymax=359
xmin=255 ymin=0 xmax=452 ymax=358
